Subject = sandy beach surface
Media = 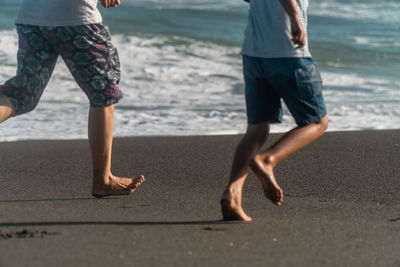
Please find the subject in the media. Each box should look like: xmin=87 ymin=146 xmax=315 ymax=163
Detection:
xmin=0 ymin=130 xmax=400 ymax=266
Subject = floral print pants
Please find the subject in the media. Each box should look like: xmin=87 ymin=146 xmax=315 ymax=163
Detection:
xmin=2 ymin=24 xmax=122 ymax=115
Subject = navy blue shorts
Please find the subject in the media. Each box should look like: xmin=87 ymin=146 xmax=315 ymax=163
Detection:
xmin=243 ymin=55 xmax=327 ymax=126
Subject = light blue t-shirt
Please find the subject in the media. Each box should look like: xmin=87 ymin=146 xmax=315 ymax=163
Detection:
xmin=242 ymin=0 xmax=312 ymax=58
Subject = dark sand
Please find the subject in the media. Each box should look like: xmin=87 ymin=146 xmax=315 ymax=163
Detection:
xmin=0 ymin=130 xmax=400 ymax=266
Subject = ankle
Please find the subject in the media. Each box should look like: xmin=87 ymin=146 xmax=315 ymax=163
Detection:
xmin=252 ymin=154 xmax=276 ymax=168
xmin=263 ymin=155 xmax=276 ymax=168
xmin=226 ymin=182 xmax=244 ymax=195
xmin=92 ymin=170 xmax=110 ymax=184
xmin=92 ymin=178 xmax=109 ymax=188
xmin=221 ymin=189 xmax=241 ymax=206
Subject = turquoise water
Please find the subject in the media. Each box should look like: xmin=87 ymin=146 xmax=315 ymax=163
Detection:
xmin=0 ymin=0 xmax=399 ymax=140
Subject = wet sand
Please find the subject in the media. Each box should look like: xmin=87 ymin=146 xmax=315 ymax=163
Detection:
xmin=0 ymin=130 xmax=400 ymax=266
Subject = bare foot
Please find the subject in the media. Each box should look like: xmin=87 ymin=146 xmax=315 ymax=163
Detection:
xmin=250 ymin=156 xmax=283 ymax=206
xmin=109 ymin=174 xmax=145 ymax=192
xmin=220 ymin=190 xmax=252 ymax=221
xmin=92 ymin=175 xmax=145 ymax=198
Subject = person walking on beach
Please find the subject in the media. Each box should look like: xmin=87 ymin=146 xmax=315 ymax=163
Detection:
xmin=0 ymin=0 xmax=145 ymax=197
xmin=220 ymin=0 xmax=328 ymax=221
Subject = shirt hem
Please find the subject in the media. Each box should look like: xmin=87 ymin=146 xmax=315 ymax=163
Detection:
xmin=241 ymin=50 xmax=312 ymax=59
xmin=15 ymin=18 xmax=103 ymax=27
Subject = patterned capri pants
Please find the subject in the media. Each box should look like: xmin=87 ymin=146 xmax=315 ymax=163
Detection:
xmin=1 ymin=24 xmax=122 ymax=115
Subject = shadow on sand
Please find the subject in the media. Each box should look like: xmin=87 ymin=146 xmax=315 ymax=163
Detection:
xmin=0 ymin=220 xmax=243 ymax=228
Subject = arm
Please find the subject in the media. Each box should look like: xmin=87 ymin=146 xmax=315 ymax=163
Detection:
xmin=100 ymin=0 xmax=120 ymax=8
xmin=279 ymin=0 xmax=306 ymax=48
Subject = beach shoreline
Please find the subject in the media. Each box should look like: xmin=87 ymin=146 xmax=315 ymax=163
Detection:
xmin=0 ymin=129 xmax=400 ymax=266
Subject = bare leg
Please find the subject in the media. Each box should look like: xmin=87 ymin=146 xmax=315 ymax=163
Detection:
xmin=250 ymin=115 xmax=329 ymax=206
xmin=89 ymin=105 xmax=145 ymax=197
xmin=0 ymin=91 xmax=15 ymax=123
xmin=221 ymin=123 xmax=269 ymax=221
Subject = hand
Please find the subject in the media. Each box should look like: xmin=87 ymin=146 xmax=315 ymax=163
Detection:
xmin=100 ymin=0 xmax=120 ymax=8
xmin=290 ymin=17 xmax=306 ymax=49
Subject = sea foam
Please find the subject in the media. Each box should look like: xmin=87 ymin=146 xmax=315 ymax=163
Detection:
xmin=0 ymin=30 xmax=399 ymax=141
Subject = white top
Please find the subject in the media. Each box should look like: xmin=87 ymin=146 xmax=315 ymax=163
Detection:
xmin=242 ymin=0 xmax=312 ymax=58
xmin=15 ymin=0 xmax=102 ymax=26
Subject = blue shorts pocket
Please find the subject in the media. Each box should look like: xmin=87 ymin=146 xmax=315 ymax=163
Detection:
xmin=295 ymin=64 xmax=323 ymax=98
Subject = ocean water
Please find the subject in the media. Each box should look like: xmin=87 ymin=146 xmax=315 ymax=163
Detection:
xmin=0 ymin=0 xmax=399 ymax=141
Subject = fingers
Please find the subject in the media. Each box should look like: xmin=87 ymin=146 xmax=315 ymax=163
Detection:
xmin=291 ymin=24 xmax=306 ymax=49
xmin=100 ymin=0 xmax=120 ymax=8
xmin=111 ymin=0 xmax=120 ymax=7
xmin=101 ymin=0 xmax=109 ymax=8
xmin=291 ymin=33 xmax=306 ymax=48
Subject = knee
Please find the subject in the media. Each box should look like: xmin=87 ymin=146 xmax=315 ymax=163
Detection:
xmin=0 ymin=94 xmax=16 ymax=121
xmin=316 ymin=115 xmax=328 ymax=133
xmin=245 ymin=123 xmax=269 ymax=145
xmin=1 ymin=84 xmax=38 ymax=116
xmin=246 ymin=123 xmax=269 ymax=141
xmin=11 ymin=98 xmax=38 ymax=116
